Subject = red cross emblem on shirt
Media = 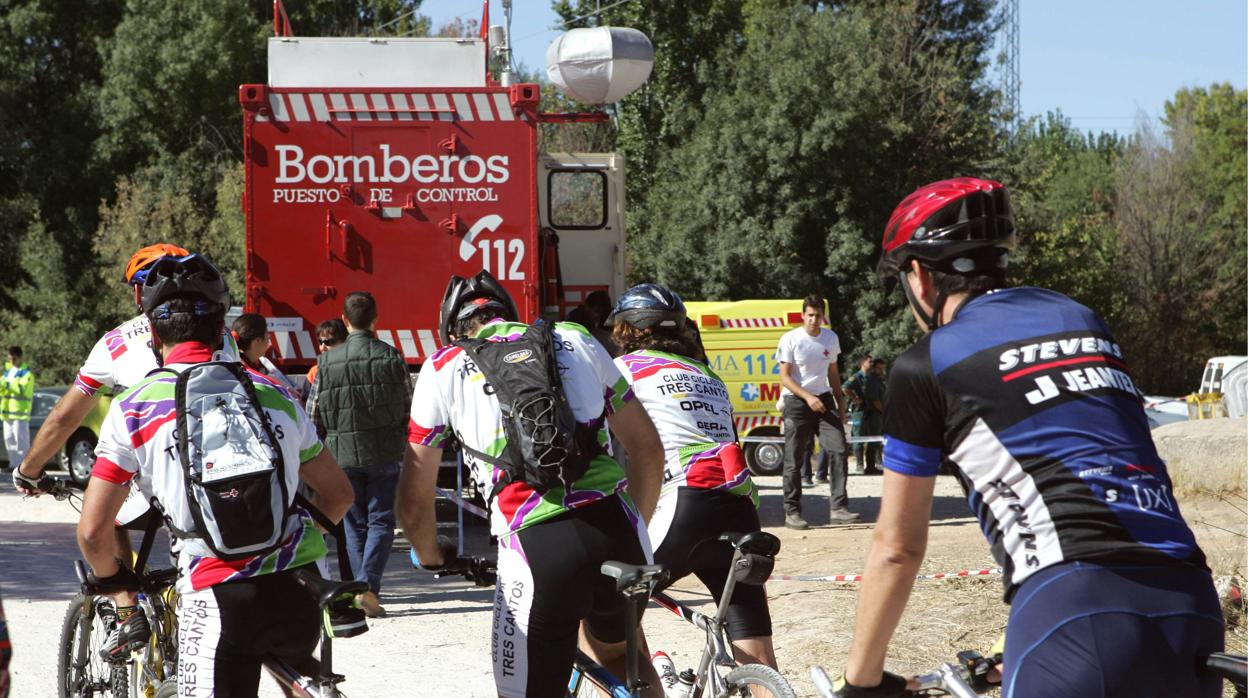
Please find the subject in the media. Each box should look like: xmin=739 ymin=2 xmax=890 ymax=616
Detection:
xmin=822 ymin=349 xmax=830 ymax=358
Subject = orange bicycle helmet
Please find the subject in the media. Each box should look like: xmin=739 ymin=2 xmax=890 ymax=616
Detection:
xmin=124 ymin=243 xmax=190 ymax=285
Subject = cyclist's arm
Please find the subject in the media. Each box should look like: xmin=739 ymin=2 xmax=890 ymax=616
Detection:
xmin=77 ymin=475 xmax=132 ymax=578
xmin=608 ymin=399 xmax=664 ymax=522
xmin=298 ymin=449 xmax=352 ymax=524
xmin=843 ymin=469 xmax=935 ymax=686
xmin=397 ymin=442 xmax=445 ymax=567
xmin=15 ymin=388 xmax=97 ymax=479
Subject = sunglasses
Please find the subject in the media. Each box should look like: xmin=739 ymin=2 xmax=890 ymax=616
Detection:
xmin=318 ymin=337 xmax=339 ymax=347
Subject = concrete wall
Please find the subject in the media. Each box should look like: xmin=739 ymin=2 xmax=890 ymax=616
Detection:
xmin=1154 ymin=418 xmax=1247 ymax=496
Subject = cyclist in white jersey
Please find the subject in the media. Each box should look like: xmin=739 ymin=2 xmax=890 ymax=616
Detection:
xmin=13 ymin=243 xmax=240 ymax=659
xmin=608 ymin=284 xmax=776 ymax=668
xmin=77 ymin=254 xmax=352 ymax=696
xmin=399 ymin=271 xmax=667 ymax=698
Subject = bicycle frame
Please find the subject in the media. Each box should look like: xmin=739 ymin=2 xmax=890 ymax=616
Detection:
xmin=264 ymin=654 xmax=344 ymax=698
xmin=568 ymin=649 xmax=637 ymax=698
xmin=566 ymin=567 xmax=663 ymax=698
xmin=649 ymin=540 xmax=768 ymax=698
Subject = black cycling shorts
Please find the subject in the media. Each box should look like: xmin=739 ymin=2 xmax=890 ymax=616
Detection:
xmin=492 ymin=495 xmax=651 ymax=698
xmin=177 ymin=565 xmax=321 ymax=697
xmin=651 ymin=487 xmax=772 ymax=640
xmin=1003 ymin=561 xmax=1224 ymax=698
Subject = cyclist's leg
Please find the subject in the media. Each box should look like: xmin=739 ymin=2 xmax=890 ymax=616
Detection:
xmin=494 ymin=506 xmax=600 ymax=697
xmin=580 ymin=496 xmax=661 ymax=697
xmin=679 ymin=491 xmax=775 ymax=668
xmin=177 ymin=568 xmax=320 ymax=697
xmin=1004 ymin=562 xmax=1224 ymax=698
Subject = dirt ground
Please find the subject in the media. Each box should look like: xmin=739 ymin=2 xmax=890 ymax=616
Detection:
xmin=2 ymin=469 xmax=1244 ymax=697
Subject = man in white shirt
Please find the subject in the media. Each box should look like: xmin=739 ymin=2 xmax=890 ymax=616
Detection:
xmin=776 ymin=294 xmax=857 ymax=528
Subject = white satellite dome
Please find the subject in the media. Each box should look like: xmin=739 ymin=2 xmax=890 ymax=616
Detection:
xmin=545 ymin=26 xmax=654 ymax=104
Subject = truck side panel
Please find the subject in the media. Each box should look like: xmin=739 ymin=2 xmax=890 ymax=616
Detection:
xmin=242 ymin=84 xmax=541 ymax=367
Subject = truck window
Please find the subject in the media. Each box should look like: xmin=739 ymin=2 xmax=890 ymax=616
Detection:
xmin=548 ymin=170 xmax=606 ymax=229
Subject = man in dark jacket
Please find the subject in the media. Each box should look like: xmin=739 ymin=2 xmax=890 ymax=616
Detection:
xmin=309 ymin=291 xmax=410 ymax=617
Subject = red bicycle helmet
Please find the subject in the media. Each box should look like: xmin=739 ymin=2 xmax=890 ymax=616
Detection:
xmin=878 ymin=177 xmax=1016 ymax=276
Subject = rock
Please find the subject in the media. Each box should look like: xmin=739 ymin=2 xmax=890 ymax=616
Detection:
xmin=1153 ymin=418 xmax=1247 ymax=495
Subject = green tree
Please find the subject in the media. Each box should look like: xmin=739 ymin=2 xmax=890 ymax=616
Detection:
xmin=552 ymin=0 xmax=747 ymax=202
xmin=0 ymin=0 xmax=125 ymax=307
xmin=1004 ymin=112 xmax=1126 ymax=327
xmin=1113 ymin=115 xmax=1228 ymax=394
xmin=626 ymin=0 xmax=1003 ymax=360
xmin=1162 ymin=84 xmax=1247 ymax=361
xmin=92 ymin=158 xmax=246 ymax=324
xmin=0 ymin=213 xmax=97 ymax=383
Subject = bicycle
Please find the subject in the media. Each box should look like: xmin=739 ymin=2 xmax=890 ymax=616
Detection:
xmin=432 ymin=549 xmax=793 ymax=697
xmin=49 ymin=480 xmax=180 ymax=698
xmin=647 ymin=531 xmax=796 ymax=698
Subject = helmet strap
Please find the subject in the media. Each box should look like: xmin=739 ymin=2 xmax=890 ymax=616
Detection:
xmin=898 ymin=270 xmax=944 ymax=332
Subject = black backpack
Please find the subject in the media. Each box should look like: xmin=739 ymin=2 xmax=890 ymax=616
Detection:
xmin=454 ymin=321 xmax=603 ymax=495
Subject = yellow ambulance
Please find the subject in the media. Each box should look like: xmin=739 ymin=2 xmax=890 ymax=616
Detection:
xmin=685 ymin=299 xmax=805 ymax=477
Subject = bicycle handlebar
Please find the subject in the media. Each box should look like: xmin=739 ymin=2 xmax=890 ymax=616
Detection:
xmin=433 ymin=556 xmax=497 ymax=587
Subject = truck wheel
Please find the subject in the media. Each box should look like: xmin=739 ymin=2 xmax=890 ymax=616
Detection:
xmin=744 ymin=441 xmax=785 ymax=477
xmin=62 ymin=430 xmax=98 ymax=485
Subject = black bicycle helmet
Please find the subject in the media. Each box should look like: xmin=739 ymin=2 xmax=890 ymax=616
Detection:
xmin=439 ymin=270 xmax=519 ymax=343
xmin=605 ymin=283 xmax=686 ymax=329
xmin=140 ymin=254 xmax=231 ymax=316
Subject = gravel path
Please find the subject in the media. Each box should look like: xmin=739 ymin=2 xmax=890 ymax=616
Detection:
xmin=3 ymin=470 xmax=1240 ymax=697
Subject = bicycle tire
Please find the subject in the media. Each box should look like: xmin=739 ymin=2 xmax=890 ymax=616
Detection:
xmin=58 ymin=593 xmax=125 ymax=698
xmin=152 ymin=679 xmax=178 ymax=698
xmin=721 ymin=664 xmax=797 ymax=698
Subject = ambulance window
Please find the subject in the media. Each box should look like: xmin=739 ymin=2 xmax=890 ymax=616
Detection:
xmin=548 ymin=170 xmax=606 ymax=230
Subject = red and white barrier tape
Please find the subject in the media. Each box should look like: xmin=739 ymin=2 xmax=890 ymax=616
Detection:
xmin=436 ymin=486 xmax=489 ymax=520
xmin=769 ymin=568 xmax=1002 ymax=583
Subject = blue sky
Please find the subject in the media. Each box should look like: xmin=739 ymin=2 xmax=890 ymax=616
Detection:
xmin=419 ymin=0 xmax=1247 ymax=135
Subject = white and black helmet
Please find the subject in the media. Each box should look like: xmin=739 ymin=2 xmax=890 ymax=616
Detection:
xmin=439 ymin=270 xmax=519 ymax=343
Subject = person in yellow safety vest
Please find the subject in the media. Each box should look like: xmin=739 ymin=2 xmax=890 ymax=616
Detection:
xmin=0 ymin=346 xmax=35 ymax=470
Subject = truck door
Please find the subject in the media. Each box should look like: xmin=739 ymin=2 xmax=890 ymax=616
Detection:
xmin=537 ymin=153 xmax=626 ymax=317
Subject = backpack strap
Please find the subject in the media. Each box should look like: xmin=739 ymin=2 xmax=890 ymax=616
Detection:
xmin=294 ymin=491 xmax=355 ymax=582
xmin=131 ymin=508 xmax=163 ymax=573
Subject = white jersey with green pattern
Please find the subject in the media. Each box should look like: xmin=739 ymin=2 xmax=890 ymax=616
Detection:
xmin=409 ymin=320 xmax=636 ymax=537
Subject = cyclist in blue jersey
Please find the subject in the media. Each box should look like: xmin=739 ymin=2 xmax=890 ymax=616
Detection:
xmin=831 ymin=178 xmax=1222 ymax=698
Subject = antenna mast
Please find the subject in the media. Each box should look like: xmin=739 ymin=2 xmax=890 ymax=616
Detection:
xmin=1002 ymin=0 xmax=1021 ymax=134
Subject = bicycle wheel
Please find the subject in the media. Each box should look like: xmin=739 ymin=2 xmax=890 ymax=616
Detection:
xmin=152 ymin=680 xmax=178 ymax=698
xmin=722 ymin=664 xmax=797 ymax=698
xmin=58 ymin=593 xmax=126 ymax=698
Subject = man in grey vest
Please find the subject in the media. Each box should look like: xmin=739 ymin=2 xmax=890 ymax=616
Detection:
xmin=309 ymin=291 xmax=410 ymax=617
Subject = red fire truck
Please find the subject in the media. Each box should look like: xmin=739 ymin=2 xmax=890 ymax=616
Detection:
xmin=241 ymin=2 xmax=637 ymax=371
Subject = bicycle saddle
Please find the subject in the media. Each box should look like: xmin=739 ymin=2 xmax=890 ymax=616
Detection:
xmin=292 ymin=568 xmax=369 ymax=608
xmin=719 ymin=531 xmax=781 ymax=557
xmin=600 ymin=561 xmax=668 ymax=593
